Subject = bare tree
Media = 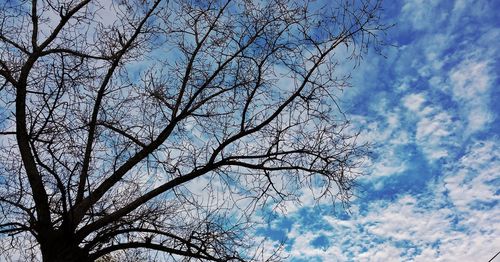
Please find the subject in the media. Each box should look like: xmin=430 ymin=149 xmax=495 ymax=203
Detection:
xmin=0 ymin=0 xmax=386 ymax=261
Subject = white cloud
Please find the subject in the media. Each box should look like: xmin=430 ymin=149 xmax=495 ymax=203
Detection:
xmin=415 ymin=108 xmax=458 ymax=160
xmin=286 ymin=228 xmax=347 ymax=261
xmin=401 ymin=93 xmax=461 ymax=161
xmin=448 ymin=60 xmax=493 ymax=134
xmin=347 ymin=115 xmax=409 ymax=179
xmin=449 ymin=61 xmax=490 ymax=97
xmin=402 ymin=93 xmax=426 ymax=112
xmin=443 ymin=140 xmax=500 ymax=211
xmin=357 ymin=244 xmax=407 ymax=262
xmin=401 ymin=0 xmax=445 ymax=31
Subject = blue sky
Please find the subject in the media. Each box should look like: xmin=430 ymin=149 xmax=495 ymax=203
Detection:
xmin=0 ymin=0 xmax=497 ymax=260
xmin=257 ymin=0 xmax=500 ymax=260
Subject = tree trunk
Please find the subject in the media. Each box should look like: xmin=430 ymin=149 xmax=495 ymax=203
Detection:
xmin=41 ymin=245 xmax=90 ymax=262
xmin=40 ymin=232 xmax=91 ymax=262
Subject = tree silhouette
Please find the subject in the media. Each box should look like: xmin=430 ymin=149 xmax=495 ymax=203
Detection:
xmin=0 ymin=0 xmax=386 ymax=261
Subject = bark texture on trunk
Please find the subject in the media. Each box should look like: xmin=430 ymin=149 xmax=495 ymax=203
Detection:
xmin=42 ymin=246 xmax=90 ymax=262
xmin=40 ymin=232 xmax=91 ymax=262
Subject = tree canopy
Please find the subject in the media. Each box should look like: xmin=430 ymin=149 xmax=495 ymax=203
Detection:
xmin=0 ymin=0 xmax=386 ymax=261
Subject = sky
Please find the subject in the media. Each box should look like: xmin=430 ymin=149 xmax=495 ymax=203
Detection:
xmin=0 ymin=0 xmax=498 ymax=261
xmin=256 ymin=0 xmax=500 ymax=260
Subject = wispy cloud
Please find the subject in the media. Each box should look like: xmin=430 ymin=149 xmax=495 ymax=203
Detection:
xmin=448 ymin=60 xmax=494 ymax=134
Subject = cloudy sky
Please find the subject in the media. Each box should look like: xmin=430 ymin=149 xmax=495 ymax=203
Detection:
xmin=257 ymin=0 xmax=500 ymax=260
xmin=0 ymin=0 xmax=497 ymax=261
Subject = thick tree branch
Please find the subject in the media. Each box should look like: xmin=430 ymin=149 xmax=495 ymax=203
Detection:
xmin=89 ymin=241 xmax=234 ymax=261
xmin=75 ymin=0 xmax=164 ymax=209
